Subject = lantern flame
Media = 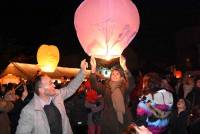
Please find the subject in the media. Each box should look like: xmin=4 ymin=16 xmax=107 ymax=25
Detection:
xmin=38 ymin=64 xmax=55 ymax=73
xmin=89 ymin=39 xmax=123 ymax=60
xmin=175 ymin=70 xmax=182 ymax=79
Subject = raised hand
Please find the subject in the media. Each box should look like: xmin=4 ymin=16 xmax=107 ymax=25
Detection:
xmin=80 ymin=59 xmax=88 ymax=73
xmin=21 ymin=86 xmax=28 ymax=101
xmin=120 ymin=55 xmax=127 ymax=71
xmin=90 ymin=56 xmax=96 ymax=73
xmin=134 ymin=125 xmax=152 ymax=134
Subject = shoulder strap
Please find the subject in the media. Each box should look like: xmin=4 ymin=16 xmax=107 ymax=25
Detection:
xmin=160 ymin=92 xmax=166 ymax=105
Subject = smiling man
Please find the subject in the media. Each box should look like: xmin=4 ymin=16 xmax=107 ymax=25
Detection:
xmin=16 ymin=59 xmax=88 ymax=134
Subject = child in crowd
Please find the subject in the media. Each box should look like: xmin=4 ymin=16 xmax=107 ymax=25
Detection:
xmin=85 ymin=89 xmax=104 ymax=134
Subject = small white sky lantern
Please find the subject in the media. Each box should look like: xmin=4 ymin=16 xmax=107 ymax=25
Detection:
xmin=74 ymin=0 xmax=140 ymax=60
xmin=37 ymin=44 xmax=60 ymax=72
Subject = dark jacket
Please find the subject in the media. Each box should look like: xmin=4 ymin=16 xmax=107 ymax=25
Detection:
xmin=90 ymin=70 xmax=135 ymax=134
xmin=186 ymin=88 xmax=200 ymax=134
xmin=169 ymin=110 xmax=189 ymax=134
xmin=0 ymin=98 xmax=14 ymax=134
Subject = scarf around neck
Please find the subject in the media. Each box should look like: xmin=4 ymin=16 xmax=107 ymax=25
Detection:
xmin=109 ymin=80 xmax=126 ymax=124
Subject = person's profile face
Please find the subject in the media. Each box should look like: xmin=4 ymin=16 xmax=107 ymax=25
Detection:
xmin=41 ymin=76 xmax=56 ymax=96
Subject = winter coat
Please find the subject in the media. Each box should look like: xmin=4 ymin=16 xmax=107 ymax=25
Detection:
xmin=90 ymin=70 xmax=135 ymax=134
xmin=169 ymin=110 xmax=189 ymax=134
xmin=16 ymin=70 xmax=85 ymax=134
xmin=136 ymin=89 xmax=173 ymax=134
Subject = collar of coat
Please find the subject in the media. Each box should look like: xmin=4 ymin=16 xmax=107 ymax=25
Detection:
xmin=33 ymin=90 xmax=60 ymax=111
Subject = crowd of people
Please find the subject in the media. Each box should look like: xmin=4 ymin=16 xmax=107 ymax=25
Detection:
xmin=0 ymin=56 xmax=200 ymax=134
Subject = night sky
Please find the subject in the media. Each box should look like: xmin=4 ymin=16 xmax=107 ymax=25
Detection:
xmin=0 ymin=0 xmax=200 ymax=73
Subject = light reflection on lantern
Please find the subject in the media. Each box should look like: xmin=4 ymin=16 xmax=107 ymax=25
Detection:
xmin=74 ymin=0 xmax=140 ymax=60
xmin=37 ymin=44 xmax=60 ymax=72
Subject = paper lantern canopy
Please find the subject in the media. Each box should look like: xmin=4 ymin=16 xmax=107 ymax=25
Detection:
xmin=0 ymin=74 xmax=20 ymax=84
xmin=37 ymin=44 xmax=60 ymax=72
xmin=74 ymin=0 xmax=140 ymax=60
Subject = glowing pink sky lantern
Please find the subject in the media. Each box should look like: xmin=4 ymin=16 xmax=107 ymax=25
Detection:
xmin=74 ymin=0 xmax=140 ymax=60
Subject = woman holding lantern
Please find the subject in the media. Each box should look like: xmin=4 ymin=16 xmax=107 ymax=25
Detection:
xmin=89 ymin=55 xmax=135 ymax=134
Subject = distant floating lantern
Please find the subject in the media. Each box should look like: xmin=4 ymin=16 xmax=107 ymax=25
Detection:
xmin=37 ymin=44 xmax=60 ymax=72
xmin=175 ymin=70 xmax=182 ymax=79
xmin=74 ymin=0 xmax=140 ymax=60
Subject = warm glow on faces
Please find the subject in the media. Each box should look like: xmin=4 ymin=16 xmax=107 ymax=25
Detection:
xmin=41 ymin=76 xmax=56 ymax=96
xmin=110 ymin=70 xmax=121 ymax=82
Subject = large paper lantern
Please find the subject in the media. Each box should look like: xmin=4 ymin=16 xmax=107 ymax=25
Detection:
xmin=37 ymin=44 xmax=60 ymax=72
xmin=74 ymin=0 xmax=140 ymax=60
